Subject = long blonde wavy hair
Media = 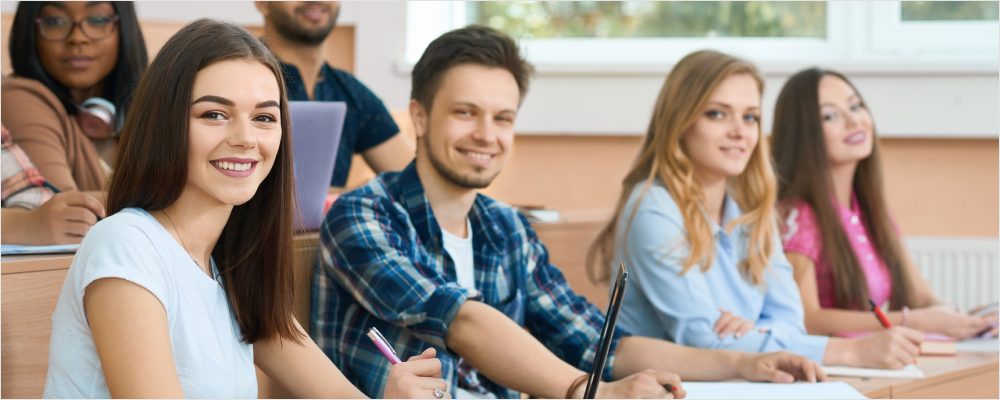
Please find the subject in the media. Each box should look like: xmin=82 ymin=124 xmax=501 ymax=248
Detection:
xmin=587 ymin=50 xmax=777 ymax=286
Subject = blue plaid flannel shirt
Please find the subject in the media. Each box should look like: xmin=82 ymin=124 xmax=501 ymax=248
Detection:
xmin=311 ymin=162 xmax=626 ymax=398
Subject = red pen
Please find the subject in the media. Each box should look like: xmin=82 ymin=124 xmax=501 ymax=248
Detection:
xmin=869 ymin=299 xmax=892 ymax=328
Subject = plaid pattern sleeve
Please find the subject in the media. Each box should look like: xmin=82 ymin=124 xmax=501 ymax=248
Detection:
xmin=510 ymin=211 xmax=628 ymax=382
xmin=312 ymin=172 xmax=472 ymax=397
xmin=1 ymin=125 xmax=54 ymax=209
xmin=320 ymin=191 xmax=472 ymax=344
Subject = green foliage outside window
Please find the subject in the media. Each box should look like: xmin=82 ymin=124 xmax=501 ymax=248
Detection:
xmin=470 ymin=1 xmax=826 ymax=39
xmin=901 ymin=1 xmax=999 ymax=21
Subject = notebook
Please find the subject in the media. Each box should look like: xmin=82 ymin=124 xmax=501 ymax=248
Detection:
xmin=839 ymin=331 xmax=957 ymax=356
xmin=288 ymin=101 xmax=346 ymax=231
xmin=683 ymin=381 xmax=865 ymax=399
xmin=0 ymin=243 xmax=79 ymax=255
xmin=920 ymin=340 xmax=957 ymax=356
xmin=583 ymin=263 xmax=629 ymax=399
xmin=823 ymin=364 xmax=925 ymax=379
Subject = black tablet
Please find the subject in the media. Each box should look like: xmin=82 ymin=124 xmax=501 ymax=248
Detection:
xmin=584 ymin=262 xmax=628 ymax=399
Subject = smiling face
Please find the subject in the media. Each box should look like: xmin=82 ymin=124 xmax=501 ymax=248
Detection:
xmin=681 ymin=72 xmax=762 ymax=184
xmin=184 ymin=59 xmax=282 ymax=208
xmin=819 ymin=74 xmax=874 ymax=168
xmin=263 ymin=1 xmax=339 ymax=45
xmin=35 ymin=1 xmax=120 ymax=100
xmin=413 ymin=63 xmax=520 ymax=189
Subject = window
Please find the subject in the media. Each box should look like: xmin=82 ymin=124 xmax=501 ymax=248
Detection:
xmin=470 ymin=1 xmax=825 ymax=39
xmin=405 ymin=1 xmax=997 ymax=70
xmin=870 ymin=1 xmax=998 ymax=59
xmin=901 ymin=1 xmax=999 ymax=21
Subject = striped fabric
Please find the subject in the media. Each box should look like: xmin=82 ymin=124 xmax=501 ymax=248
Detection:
xmin=1 ymin=125 xmax=54 ymax=209
xmin=311 ymin=162 xmax=624 ymax=398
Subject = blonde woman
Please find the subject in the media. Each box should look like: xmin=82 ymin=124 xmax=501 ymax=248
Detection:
xmin=588 ymin=50 xmax=921 ymax=370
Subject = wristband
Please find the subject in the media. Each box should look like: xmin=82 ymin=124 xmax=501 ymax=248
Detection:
xmin=566 ymin=374 xmax=589 ymax=399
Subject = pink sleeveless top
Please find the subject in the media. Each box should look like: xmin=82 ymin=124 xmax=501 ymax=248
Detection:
xmin=781 ymin=197 xmax=892 ymax=308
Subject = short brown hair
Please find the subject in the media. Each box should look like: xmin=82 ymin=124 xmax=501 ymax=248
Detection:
xmin=411 ymin=25 xmax=534 ymax=110
xmin=107 ymin=19 xmax=301 ymax=344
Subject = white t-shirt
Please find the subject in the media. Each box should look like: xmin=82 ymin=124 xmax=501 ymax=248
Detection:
xmin=44 ymin=208 xmax=256 ymax=398
xmin=443 ymin=220 xmax=499 ymax=399
xmin=441 ymin=219 xmax=476 ymax=290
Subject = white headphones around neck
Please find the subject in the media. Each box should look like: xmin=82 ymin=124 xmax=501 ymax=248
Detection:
xmin=77 ymin=97 xmax=117 ymax=139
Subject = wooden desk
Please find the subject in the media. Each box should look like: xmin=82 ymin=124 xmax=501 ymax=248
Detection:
xmin=0 ymin=233 xmax=321 ymax=399
xmin=1 ymin=253 xmax=74 ymax=398
xmin=532 ymin=209 xmax=613 ymax=308
xmin=5 ymin=224 xmax=998 ymax=399
xmin=831 ymin=352 xmax=1000 ymax=399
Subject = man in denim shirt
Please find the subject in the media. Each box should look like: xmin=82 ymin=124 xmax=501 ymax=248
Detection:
xmin=313 ymin=25 xmax=825 ymax=399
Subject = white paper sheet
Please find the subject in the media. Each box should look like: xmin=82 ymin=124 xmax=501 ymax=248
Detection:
xmin=822 ymin=364 xmax=924 ymax=379
xmin=955 ymin=338 xmax=999 ymax=353
xmin=1 ymin=243 xmax=79 ymax=256
xmin=682 ymin=381 xmax=866 ymax=399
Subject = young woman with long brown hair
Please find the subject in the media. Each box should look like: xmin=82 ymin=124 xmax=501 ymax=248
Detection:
xmin=43 ymin=19 xmax=446 ymax=398
xmin=589 ymin=50 xmax=924 ymax=370
xmin=771 ymin=68 xmax=996 ymax=339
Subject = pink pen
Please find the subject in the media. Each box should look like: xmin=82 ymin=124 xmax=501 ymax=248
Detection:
xmin=367 ymin=327 xmax=402 ymax=365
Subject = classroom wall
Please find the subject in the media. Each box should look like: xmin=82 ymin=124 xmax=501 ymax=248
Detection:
xmin=484 ymin=135 xmax=1000 ymax=238
xmin=350 ymin=116 xmax=1000 ymax=238
xmin=3 ymin=3 xmax=995 ymax=239
xmin=351 ymin=2 xmax=999 ymax=139
xmin=0 ymin=12 xmax=355 ymax=77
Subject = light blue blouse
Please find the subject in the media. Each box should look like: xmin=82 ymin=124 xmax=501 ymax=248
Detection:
xmin=612 ymin=181 xmax=828 ymax=363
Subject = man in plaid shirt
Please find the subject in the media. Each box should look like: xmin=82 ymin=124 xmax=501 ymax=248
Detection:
xmin=312 ymin=26 xmax=824 ymax=399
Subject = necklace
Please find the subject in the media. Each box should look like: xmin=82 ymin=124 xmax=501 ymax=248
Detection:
xmin=161 ymin=210 xmax=204 ymax=271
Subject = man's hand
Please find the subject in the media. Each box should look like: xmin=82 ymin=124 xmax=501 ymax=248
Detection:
xmin=382 ymin=348 xmax=450 ymax=399
xmin=737 ymin=352 xmax=826 ymax=383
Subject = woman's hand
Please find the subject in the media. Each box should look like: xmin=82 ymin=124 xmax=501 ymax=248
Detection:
xmin=847 ymin=327 xmax=923 ymax=369
xmin=737 ymin=351 xmax=826 ymax=383
xmin=382 ymin=348 xmax=450 ymax=399
xmin=911 ymin=305 xmax=991 ymax=339
xmin=22 ymin=191 xmax=106 ymax=244
xmin=714 ymin=309 xmax=755 ymax=339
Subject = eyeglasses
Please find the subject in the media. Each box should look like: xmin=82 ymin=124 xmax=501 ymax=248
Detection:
xmin=35 ymin=14 xmax=119 ymax=41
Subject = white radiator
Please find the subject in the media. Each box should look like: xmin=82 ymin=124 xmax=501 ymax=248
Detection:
xmin=905 ymin=237 xmax=999 ymax=311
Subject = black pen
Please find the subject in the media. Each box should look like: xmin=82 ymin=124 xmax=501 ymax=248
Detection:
xmin=42 ymin=180 xmax=61 ymax=194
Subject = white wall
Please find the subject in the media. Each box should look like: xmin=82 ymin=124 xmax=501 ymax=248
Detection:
xmin=4 ymin=1 xmax=996 ymax=137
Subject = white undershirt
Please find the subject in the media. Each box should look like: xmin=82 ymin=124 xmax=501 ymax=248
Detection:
xmin=443 ymin=220 xmax=500 ymax=399
xmin=441 ymin=219 xmax=476 ymax=290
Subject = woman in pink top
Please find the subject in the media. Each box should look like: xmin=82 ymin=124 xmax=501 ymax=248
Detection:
xmin=770 ymin=68 xmax=996 ymax=340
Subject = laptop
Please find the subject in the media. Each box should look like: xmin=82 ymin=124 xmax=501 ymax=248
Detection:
xmin=584 ymin=262 xmax=629 ymax=399
xmin=289 ymin=101 xmax=346 ymax=231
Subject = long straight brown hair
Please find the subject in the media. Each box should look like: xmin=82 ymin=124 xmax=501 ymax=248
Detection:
xmin=588 ymin=50 xmax=776 ymax=286
xmin=771 ymin=68 xmax=913 ymax=310
xmin=107 ymin=19 xmax=301 ymax=344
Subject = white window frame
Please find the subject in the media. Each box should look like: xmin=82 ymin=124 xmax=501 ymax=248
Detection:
xmin=406 ymin=1 xmax=850 ymax=68
xmin=868 ymin=1 xmax=999 ymax=61
xmin=403 ymin=1 xmax=998 ymax=73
